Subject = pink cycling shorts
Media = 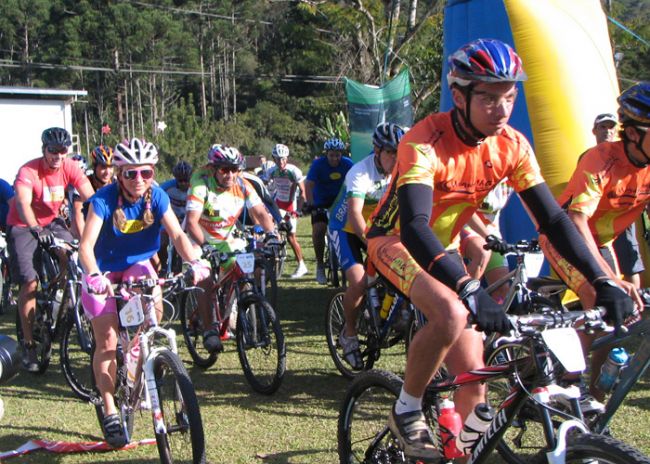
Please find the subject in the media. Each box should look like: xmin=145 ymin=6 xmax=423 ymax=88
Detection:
xmin=81 ymin=260 xmax=157 ymax=320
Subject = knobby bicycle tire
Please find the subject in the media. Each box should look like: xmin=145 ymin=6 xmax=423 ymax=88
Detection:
xmin=236 ymin=295 xmax=286 ymax=395
xmin=564 ymin=433 xmax=650 ymax=464
xmin=154 ymin=349 xmax=206 ymax=464
xmin=325 ymin=292 xmax=368 ymax=378
xmin=337 ymin=369 xmax=406 ymax=464
xmin=180 ymin=288 xmax=218 ymax=368
xmin=60 ymin=290 xmax=95 ymax=402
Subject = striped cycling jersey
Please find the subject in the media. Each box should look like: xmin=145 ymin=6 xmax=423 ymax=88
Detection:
xmin=266 ymin=164 xmax=303 ymax=212
xmin=366 ymin=111 xmax=544 ymax=248
xmin=329 ymin=153 xmax=391 ymax=233
xmin=186 ymin=166 xmax=262 ymax=244
xmin=559 ymin=141 xmax=650 ymax=247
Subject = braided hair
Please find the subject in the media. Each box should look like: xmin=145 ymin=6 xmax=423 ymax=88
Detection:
xmin=113 ymin=175 xmax=154 ymax=231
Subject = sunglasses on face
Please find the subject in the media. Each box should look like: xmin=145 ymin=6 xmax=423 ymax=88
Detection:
xmin=46 ymin=147 xmax=68 ymax=155
xmin=123 ymin=168 xmax=154 ymax=180
xmin=217 ymin=166 xmax=239 ymax=174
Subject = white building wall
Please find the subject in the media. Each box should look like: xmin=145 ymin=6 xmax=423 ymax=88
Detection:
xmin=0 ymin=98 xmax=72 ymax=183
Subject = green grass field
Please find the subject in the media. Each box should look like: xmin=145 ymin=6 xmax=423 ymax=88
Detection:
xmin=1 ymin=217 xmax=649 ymax=463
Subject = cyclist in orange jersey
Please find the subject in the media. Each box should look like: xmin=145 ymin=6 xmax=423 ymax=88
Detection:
xmin=364 ymin=39 xmax=635 ymax=462
xmin=540 ymin=82 xmax=650 ymax=404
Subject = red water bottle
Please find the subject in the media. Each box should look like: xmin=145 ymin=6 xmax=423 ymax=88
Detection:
xmin=438 ymin=398 xmax=464 ymax=459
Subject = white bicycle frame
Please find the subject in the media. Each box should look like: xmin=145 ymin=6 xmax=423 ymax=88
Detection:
xmin=121 ymin=292 xmax=180 ymax=436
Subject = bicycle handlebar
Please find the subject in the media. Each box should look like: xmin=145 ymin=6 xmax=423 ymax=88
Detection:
xmin=484 ymin=239 xmax=540 ymax=255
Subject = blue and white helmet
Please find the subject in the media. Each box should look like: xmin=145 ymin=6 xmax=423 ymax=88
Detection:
xmin=323 ymin=137 xmax=345 ymax=151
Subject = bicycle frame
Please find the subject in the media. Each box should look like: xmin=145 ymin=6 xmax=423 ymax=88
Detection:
xmin=425 ymin=331 xmax=588 ymax=464
xmin=118 ymin=282 xmax=183 ymax=437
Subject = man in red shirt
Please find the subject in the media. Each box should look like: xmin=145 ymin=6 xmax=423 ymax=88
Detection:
xmin=6 ymin=127 xmax=94 ymax=372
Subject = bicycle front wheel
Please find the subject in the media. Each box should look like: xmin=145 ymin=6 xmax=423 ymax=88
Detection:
xmin=236 ymin=296 xmax=286 ymax=395
xmin=60 ymin=297 xmax=95 ymax=402
xmin=154 ymin=349 xmax=206 ymax=464
xmin=179 ymin=288 xmax=217 ymax=368
xmin=564 ymin=433 xmax=650 ymax=463
xmin=338 ymin=369 xmax=407 ymax=464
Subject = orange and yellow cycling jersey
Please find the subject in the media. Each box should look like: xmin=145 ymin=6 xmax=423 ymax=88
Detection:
xmin=186 ymin=166 xmax=262 ymax=244
xmin=366 ymin=111 xmax=544 ymax=248
xmin=558 ymin=141 xmax=650 ymax=247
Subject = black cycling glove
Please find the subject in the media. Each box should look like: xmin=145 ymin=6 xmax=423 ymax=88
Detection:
xmin=301 ymin=203 xmax=313 ymax=215
xmin=594 ymin=279 xmax=635 ymax=333
xmin=30 ymin=226 xmax=54 ymax=248
xmin=458 ymin=279 xmax=511 ymax=335
xmin=484 ymin=234 xmax=508 ymax=254
xmin=264 ymin=232 xmax=280 ymax=244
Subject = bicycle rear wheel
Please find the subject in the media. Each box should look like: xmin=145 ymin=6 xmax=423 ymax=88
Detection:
xmin=154 ymin=349 xmax=206 ymax=464
xmin=236 ymin=295 xmax=286 ymax=394
xmin=337 ymin=369 xmax=407 ymax=464
xmin=179 ymin=288 xmax=217 ymax=368
xmin=60 ymin=296 xmax=95 ymax=401
xmin=564 ymin=433 xmax=650 ymax=463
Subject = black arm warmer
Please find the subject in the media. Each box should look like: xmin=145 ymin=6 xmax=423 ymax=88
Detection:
xmin=519 ymin=183 xmax=606 ymax=283
xmin=398 ymin=183 xmax=468 ymax=290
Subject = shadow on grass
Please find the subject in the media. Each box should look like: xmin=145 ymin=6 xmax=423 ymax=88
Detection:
xmin=256 ymin=447 xmax=334 ymax=464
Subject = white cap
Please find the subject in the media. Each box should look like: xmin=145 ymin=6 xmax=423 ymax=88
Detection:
xmin=593 ymin=113 xmax=618 ymax=126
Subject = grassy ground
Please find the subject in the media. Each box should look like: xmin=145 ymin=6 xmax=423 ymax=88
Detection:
xmin=0 ymin=217 xmax=649 ymax=463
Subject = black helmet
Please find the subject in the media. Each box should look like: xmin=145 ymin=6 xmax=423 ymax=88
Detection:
xmin=372 ymin=123 xmax=405 ymax=151
xmin=172 ymin=160 xmax=193 ymax=179
xmin=41 ymin=127 xmax=72 ymax=151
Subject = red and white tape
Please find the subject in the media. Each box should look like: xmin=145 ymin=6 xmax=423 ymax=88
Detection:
xmin=0 ymin=438 xmax=156 ymax=460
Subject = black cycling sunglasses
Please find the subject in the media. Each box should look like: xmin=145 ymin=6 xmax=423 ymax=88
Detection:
xmin=46 ymin=146 xmax=68 ymax=155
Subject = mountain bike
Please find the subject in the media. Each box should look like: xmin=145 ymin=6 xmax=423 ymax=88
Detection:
xmin=56 ymin=239 xmax=96 ymax=401
xmin=180 ymin=233 xmax=286 ymax=394
xmin=325 ymin=271 xmax=424 ymax=378
xmin=338 ymin=308 xmax=650 ymax=464
xmin=16 ymin=238 xmax=93 ymax=384
xmin=91 ymin=273 xmax=205 ymax=463
xmin=318 ymin=207 xmax=346 ymax=288
xmin=485 ymin=294 xmax=650 ymax=464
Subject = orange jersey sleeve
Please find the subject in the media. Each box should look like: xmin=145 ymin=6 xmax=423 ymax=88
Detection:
xmin=558 ymin=141 xmax=650 ymax=246
xmin=367 ymin=111 xmax=544 ymax=248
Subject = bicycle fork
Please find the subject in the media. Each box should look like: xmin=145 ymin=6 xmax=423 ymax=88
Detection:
xmin=140 ymin=327 xmax=180 ymax=435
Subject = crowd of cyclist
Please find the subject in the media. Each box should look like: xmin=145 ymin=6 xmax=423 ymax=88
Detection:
xmin=0 ymin=36 xmax=649 ymax=461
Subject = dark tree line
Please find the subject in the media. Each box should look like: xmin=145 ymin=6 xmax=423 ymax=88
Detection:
xmin=0 ymin=0 xmax=645 ymax=176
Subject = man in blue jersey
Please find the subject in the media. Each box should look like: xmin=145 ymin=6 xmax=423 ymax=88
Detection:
xmin=304 ymin=138 xmax=353 ymax=284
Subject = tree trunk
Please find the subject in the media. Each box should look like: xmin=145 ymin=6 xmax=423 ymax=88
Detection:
xmin=114 ymin=50 xmax=125 ymax=140
xmin=136 ymin=78 xmax=144 ymax=136
xmin=407 ymin=0 xmax=418 ymax=32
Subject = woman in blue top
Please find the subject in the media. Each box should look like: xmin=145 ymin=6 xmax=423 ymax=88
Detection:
xmin=79 ymin=138 xmax=208 ymax=448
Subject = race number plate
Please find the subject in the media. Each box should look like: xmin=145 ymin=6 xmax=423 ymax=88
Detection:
xmin=541 ymin=327 xmax=585 ymax=373
xmin=120 ymin=296 xmax=145 ymax=327
xmin=236 ymin=253 xmax=255 ymax=274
